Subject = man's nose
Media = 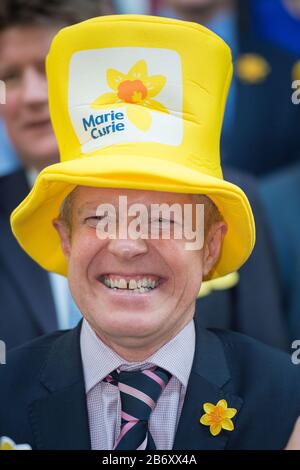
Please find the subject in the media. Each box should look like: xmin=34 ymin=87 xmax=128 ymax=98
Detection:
xmin=21 ymin=67 xmax=48 ymax=106
xmin=107 ymin=238 xmax=148 ymax=260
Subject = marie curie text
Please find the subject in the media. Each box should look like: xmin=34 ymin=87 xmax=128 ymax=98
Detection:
xmin=82 ymin=110 xmax=125 ymax=139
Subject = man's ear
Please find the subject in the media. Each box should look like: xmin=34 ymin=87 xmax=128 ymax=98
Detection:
xmin=203 ymin=221 xmax=228 ymax=277
xmin=52 ymin=218 xmax=71 ymax=260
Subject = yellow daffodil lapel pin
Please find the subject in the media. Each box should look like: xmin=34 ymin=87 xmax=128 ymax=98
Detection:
xmin=91 ymin=59 xmax=169 ymax=131
xmin=0 ymin=436 xmax=32 ymax=450
xmin=200 ymin=400 xmax=237 ymax=436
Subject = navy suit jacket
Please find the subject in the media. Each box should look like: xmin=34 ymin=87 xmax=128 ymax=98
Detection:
xmin=0 ymin=170 xmax=58 ymax=349
xmin=0 ymin=314 xmax=299 ymax=450
xmin=222 ymin=31 xmax=300 ymax=176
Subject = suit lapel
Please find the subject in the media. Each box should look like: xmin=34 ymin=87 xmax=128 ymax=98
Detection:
xmin=173 ymin=319 xmax=243 ymax=450
xmin=28 ymin=324 xmax=91 ymax=450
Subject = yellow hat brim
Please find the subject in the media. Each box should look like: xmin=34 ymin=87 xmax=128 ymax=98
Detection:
xmin=11 ymin=153 xmax=255 ymax=279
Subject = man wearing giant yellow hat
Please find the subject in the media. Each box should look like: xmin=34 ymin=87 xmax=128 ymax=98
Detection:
xmin=0 ymin=14 xmax=299 ymax=451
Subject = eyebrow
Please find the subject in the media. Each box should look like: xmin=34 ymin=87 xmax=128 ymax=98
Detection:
xmin=77 ymin=203 xmax=101 ymax=216
xmin=76 ymin=197 xmax=194 ymax=216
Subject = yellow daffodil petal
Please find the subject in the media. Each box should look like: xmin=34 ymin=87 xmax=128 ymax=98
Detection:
xmin=144 ymin=99 xmax=169 ymax=114
xmin=217 ymin=399 xmax=228 ymax=409
xmin=203 ymin=403 xmax=216 ymax=414
xmin=1 ymin=442 xmax=14 ymax=450
xmin=128 ymin=60 xmax=148 ymax=81
xmin=200 ymin=414 xmax=212 ymax=426
xmin=221 ymin=418 xmax=234 ymax=431
xmin=126 ymin=105 xmax=152 ymax=131
xmin=143 ymin=75 xmax=167 ymax=98
xmin=91 ymin=92 xmax=118 ymax=108
xmin=107 ymin=68 xmax=126 ymax=91
xmin=224 ymin=408 xmax=237 ymax=419
xmin=210 ymin=423 xmax=222 ymax=436
xmin=0 ymin=437 xmax=15 ymax=450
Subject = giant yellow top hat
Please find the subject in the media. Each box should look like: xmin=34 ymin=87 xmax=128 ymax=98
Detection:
xmin=11 ymin=14 xmax=255 ymax=279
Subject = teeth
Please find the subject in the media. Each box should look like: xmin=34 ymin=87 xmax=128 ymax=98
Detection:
xmin=128 ymin=279 xmax=137 ymax=290
xmin=118 ymin=278 xmax=127 ymax=289
xmin=102 ymin=276 xmax=159 ymax=292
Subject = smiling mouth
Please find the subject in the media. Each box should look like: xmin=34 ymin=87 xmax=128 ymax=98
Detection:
xmin=98 ymin=274 xmax=162 ymax=294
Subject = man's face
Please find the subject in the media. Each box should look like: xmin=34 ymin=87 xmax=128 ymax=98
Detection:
xmin=0 ymin=25 xmax=59 ymax=170
xmin=55 ymin=186 xmax=225 ymax=352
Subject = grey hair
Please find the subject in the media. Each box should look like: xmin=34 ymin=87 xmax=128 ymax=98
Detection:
xmin=59 ymin=187 xmax=77 ymax=230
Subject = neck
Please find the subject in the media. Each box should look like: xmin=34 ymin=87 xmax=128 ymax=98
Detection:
xmin=173 ymin=0 xmax=234 ymax=25
xmin=92 ymin=312 xmax=194 ymax=363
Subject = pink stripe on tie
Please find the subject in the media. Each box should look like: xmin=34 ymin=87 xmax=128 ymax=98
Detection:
xmin=119 ymin=383 xmax=155 ymax=410
xmin=122 ymin=411 xmax=139 ymax=422
xmin=142 ymin=369 xmax=166 ymax=390
xmin=113 ymin=421 xmax=136 ymax=449
xmin=137 ymin=434 xmax=148 ymax=450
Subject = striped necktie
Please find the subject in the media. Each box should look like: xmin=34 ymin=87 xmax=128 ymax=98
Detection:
xmin=104 ymin=365 xmax=172 ymax=450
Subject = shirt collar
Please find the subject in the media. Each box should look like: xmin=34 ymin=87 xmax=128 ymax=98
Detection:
xmin=80 ymin=318 xmax=195 ymax=393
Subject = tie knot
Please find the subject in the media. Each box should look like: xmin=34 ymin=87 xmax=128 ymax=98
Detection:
xmin=104 ymin=366 xmax=172 ymax=422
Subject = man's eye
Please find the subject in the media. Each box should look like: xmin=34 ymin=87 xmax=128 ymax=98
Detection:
xmin=84 ymin=215 xmax=107 ymax=225
xmin=86 ymin=216 xmax=104 ymax=221
xmin=151 ymin=218 xmax=175 ymax=226
xmin=1 ymin=71 xmax=21 ymax=85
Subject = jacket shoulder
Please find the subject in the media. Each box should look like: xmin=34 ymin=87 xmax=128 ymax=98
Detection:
xmin=211 ymin=328 xmax=300 ymax=390
xmin=212 ymin=328 xmax=292 ymax=359
xmin=0 ymin=331 xmax=66 ymax=393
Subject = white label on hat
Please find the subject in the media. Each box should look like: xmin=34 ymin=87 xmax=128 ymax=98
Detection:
xmin=68 ymin=47 xmax=183 ymax=153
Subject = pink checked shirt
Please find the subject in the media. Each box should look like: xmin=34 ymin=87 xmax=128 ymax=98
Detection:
xmin=80 ymin=318 xmax=195 ymax=450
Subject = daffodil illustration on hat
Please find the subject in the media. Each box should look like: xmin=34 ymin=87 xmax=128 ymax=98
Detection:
xmin=200 ymin=400 xmax=237 ymax=436
xmin=91 ymin=59 xmax=169 ymax=131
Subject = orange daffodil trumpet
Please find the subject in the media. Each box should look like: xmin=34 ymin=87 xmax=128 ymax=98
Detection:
xmin=200 ymin=400 xmax=237 ymax=436
xmin=91 ymin=59 xmax=169 ymax=131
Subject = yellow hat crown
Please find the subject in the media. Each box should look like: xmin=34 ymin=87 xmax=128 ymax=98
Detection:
xmin=47 ymin=14 xmax=232 ymax=178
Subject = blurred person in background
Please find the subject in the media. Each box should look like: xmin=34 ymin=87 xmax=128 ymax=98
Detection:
xmin=0 ymin=0 xmax=115 ymax=350
xmin=113 ymin=0 xmax=150 ymax=14
xmin=256 ymin=1 xmax=300 ymax=342
xmin=251 ymin=0 xmax=300 ymax=55
xmin=259 ymin=161 xmax=300 ymax=344
xmin=161 ymin=0 xmax=300 ymax=177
